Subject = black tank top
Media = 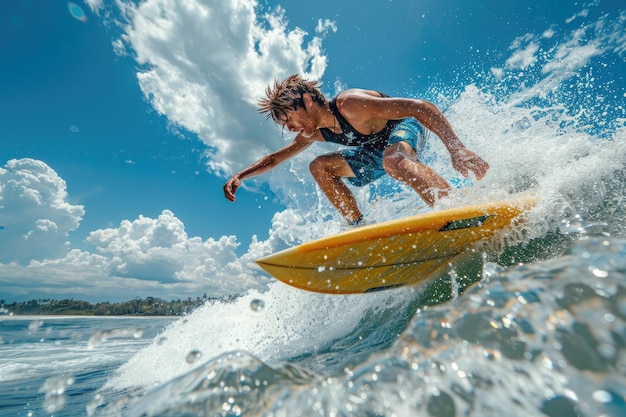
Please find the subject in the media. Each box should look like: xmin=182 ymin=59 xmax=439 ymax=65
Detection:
xmin=319 ymin=94 xmax=402 ymax=150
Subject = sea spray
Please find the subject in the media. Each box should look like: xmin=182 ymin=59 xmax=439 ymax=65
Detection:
xmin=106 ymin=283 xmax=417 ymax=391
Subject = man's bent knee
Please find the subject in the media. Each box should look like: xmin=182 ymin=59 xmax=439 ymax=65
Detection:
xmin=309 ymin=156 xmax=327 ymax=178
xmin=382 ymin=152 xmax=409 ymax=179
xmin=310 ymin=154 xmax=353 ymax=179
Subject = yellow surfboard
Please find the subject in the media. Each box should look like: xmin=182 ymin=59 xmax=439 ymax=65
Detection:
xmin=256 ymin=198 xmax=536 ymax=294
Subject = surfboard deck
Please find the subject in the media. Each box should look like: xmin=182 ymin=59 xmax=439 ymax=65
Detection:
xmin=256 ymin=198 xmax=536 ymax=294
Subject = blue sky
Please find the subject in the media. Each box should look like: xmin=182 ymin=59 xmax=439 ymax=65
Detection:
xmin=1 ymin=0 xmax=624 ymax=303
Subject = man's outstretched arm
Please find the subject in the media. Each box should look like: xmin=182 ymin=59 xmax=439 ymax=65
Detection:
xmin=223 ymin=136 xmax=313 ymax=202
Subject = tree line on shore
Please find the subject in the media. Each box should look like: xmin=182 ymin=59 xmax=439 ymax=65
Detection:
xmin=0 ymin=295 xmax=234 ymax=316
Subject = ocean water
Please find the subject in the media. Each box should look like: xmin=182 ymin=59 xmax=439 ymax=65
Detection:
xmin=2 ymin=4 xmax=626 ymax=417
xmin=2 ymin=235 xmax=626 ymax=416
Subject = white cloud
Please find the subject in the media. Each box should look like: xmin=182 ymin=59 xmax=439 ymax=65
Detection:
xmin=83 ymin=0 xmax=103 ymax=13
xmin=0 ymin=159 xmax=273 ymax=302
xmin=85 ymin=210 xmax=266 ymax=290
xmin=0 ymin=159 xmax=85 ymax=264
xmin=316 ymin=18 xmax=337 ymax=35
xmin=105 ymin=0 xmax=332 ymax=176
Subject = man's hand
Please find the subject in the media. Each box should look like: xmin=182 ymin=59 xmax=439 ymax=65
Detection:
xmin=450 ymin=147 xmax=489 ymax=180
xmin=223 ymin=176 xmax=241 ymax=202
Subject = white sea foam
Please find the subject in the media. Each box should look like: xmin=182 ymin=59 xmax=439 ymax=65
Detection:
xmin=107 ymin=282 xmax=415 ymax=390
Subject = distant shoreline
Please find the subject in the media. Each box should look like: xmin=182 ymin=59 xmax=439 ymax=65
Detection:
xmin=0 ymin=314 xmax=178 ymax=319
xmin=0 ymin=295 xmax=237 ymax=317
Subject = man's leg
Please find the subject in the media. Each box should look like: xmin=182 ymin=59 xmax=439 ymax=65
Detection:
xmin=309 ymin=153 xmax=362 ymax=223
xmin=382 ymin=142 xmax=450 ymax=206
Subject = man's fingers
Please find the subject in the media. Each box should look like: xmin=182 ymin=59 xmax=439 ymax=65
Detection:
xmin=225 ymin=189 xmax=235 ymax=202
xmin=224 ymin=182 xmax=237 ymax=202
xmin=474 ymin=158 xmax=489 ymax=179
xmin=470 ymin=162 xmax=488 ymax=180
xmin=456 ymin=151 xmax=489 ymax=180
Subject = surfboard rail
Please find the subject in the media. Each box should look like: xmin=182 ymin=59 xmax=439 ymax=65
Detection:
xmin=257 ymin=197 xmax=536 ymax=294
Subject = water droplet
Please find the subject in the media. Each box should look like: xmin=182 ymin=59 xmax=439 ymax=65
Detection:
xmin=88 ymin=327 xmax=143 ymax=349
xmin=250 ymin=299 xmax=265 ymax=312
xmin=86 ymin=393 xmax=104 ymax=417
xmin=592 ymin=390 xmax=612 ymax=403
xmin=591 ymin=267 xmax=608 ymax=278
xmin=185 ymin=350 xmax=202 ymax=364
xmin=28 ymin=320 xmax=44 ymax=331
xmin=603 ymin=313 xmax=615 ymax=323
xmin=68 ymin=2 xmax=87 ymax=22
xmin=482 ymin=262 xmax=504 ymax=279
xmin=598 ymin=343 xmax=616 ymax=359
xmin=40 ymin=375 xmax=75 ymax=413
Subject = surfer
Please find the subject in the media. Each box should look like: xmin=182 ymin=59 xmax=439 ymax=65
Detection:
xmin=224 ymin=74 xmax=489 ymax=225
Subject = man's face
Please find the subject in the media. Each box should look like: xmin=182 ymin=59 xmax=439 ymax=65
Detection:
xmin=278 ymin=105 xmax=316 ymax=138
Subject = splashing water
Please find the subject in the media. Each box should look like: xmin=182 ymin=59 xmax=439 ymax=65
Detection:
xmin=105 ymin=285 xmax=417 ymax=391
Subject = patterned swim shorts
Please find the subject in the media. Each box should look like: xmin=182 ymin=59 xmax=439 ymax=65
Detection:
xmin=340 ymin=118 xmax=426 ymax=187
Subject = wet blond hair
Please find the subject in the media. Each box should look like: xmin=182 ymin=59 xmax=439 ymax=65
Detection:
xmin=258 ymin=74 xmax=327 ymax=125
